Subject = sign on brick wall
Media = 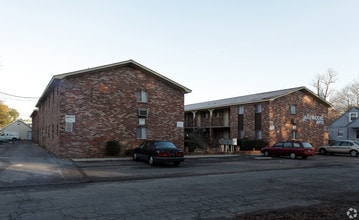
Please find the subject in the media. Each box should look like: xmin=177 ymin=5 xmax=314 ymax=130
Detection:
xmin=65 ymin=115 xmax=76 ymax=123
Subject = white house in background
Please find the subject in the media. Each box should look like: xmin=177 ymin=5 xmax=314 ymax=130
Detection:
xmin=0 ymin=120 xmax=32 ymax=140
xmin=328 ymin=107 xmax=359 ymax=142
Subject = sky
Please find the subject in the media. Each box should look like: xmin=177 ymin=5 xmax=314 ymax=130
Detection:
xmin=0 ymin=0 xmax=358 ymax=119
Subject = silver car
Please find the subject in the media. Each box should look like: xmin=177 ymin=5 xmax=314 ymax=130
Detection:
xmin=319 ymin=140 xmax=359 ymax=157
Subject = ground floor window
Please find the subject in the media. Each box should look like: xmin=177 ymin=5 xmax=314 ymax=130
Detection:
xmin=136 ymin=127 xmax=147 ymax=139
xmin=291 ymin=131 xmax=297 ymax=139
xmin=255 ymin=130 xmax=262 ymax=139
xmin=356 ymin=130 xmax=359 ymax=139
xmin=238 ymin=130 xmax=244 ymax=139
xmin=338 ymin=128 xmax=343 ymax=137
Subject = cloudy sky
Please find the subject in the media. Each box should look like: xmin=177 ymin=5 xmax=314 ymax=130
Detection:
xmin=0 ymin=0 xmax=358 ymax=119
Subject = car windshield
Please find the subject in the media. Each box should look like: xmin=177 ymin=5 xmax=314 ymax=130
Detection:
xmin=353 ymin=141 xmax=359 ymax=145
xmin=302 ymin=142 xmax=313 ymax=148
xmin=154 ymin=141 xmax=177 ymax=149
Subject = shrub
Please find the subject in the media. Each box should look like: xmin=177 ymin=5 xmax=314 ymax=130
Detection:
xmin=184 ymin=136 xmax=199 ymax=152
xmin=239 ymin=138 xmax=268 ymax=151
xmin=105 ymin=140 xmax=120 ymax=156
xmin=124 ymin=148 xmax=133 ymax=157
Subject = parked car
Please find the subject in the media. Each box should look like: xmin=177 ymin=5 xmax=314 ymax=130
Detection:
xmin=132 ymin=140 xmax=185 ymax=166
xmin=0 ymin=135 xmax=8 ymax=144
xmin=0 ymin=132 xmax=19 ymax=141
xmin=318 ymin=140 xmax=359 ymax=157
xmin=261 ymin=140 xmax=316 ymax=159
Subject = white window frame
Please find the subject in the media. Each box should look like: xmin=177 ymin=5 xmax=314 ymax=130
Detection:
xmin=349 ymin=112 xmax=358 ymax=122
xmin=137 ymin=90 xmax=148 ymax=103
xmin=136 ymin=127 xmax=147 ymax=139
xmin=290 ymin=105 xmax=296 ymax=114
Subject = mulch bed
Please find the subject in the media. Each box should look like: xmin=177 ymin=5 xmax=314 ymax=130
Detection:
xmin=236 ymin=194 xmax=359 ymax=220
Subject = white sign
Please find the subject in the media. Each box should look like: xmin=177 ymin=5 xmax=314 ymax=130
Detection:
xmin=302 ymin=114 xmax=324 ymax=125
xmin=177 ymin=121 xmax=184 ymax=128
xmin=65 ymin=115 xmax=76 ymax=123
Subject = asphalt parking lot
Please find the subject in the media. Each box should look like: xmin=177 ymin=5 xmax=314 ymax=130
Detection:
xmin=1 ymin=142 xmax=359 ymax=219
xmin=73 ymin=151 xmax=359 ymax=184
xmin=1 ymin=141 xmax=359 ymax=187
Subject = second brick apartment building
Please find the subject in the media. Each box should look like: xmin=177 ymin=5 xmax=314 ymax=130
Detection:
xmin=184 ymin=87 xmax=332 ymax=150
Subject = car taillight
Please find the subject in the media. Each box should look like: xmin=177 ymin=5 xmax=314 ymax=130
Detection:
xmin=157 ymin=152 xmax=170 ymax=157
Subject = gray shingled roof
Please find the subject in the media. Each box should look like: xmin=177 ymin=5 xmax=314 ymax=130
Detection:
xmin=185 ymin=86 xmax=331 ymax=111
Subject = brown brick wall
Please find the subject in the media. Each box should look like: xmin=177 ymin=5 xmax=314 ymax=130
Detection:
xmin=235 ymin=90 xmax=328 ymax=148
xmin=33 ymin=66 xmax=186 ymax=158
xmin=263 ymin=90 xmax=328 ymax=148
xmin=185 ymin=90 xmax=329 ymax=149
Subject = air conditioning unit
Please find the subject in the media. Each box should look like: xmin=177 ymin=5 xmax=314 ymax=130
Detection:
xmin=138 ymin=109 xmax=148 ymax=117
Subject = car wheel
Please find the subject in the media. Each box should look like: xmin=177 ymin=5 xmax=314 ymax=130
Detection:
xmin=133 ymin=153 xmax=138 ymax=161
xmin=319 ymin=148 xmax=327 ymax=155
xmin=148 ymin=156 xmax=155 ymax=166
xmin=290 ymin=152 xmax=296 ymax=159
xmin=350 ymin=150 xmax=358 ymax=157
xmin=263 ymin=151 xmax=270 ymax=157
xmin=173 ymin=161 xmax=180 ymax=166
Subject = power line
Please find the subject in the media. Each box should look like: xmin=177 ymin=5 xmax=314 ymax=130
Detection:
xmin=0 ymin=91 xmax=39 ymax=100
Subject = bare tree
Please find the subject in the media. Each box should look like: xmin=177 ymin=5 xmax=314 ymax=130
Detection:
xmin=330 ymin=79 xmax=359 ymax=114
xmin=311 ymin=68 xmax=338 ymax=100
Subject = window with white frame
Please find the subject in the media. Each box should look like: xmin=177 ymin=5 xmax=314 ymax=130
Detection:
xmin=290 ymin=105 xmax=296 ymax=114
xmin=349 ymin=112 xmax=358 ymax=122
xmin=337 ymin=128 xmax=344 ymax=137
xmin=136 ymin=127 xmax=147 ymax=139
xmin=137 ymin=90 xmax=148 ymax=103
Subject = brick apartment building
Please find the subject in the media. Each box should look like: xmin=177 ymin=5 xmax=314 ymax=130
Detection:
xmin=31 ymin=60 xmax=191 ymax=158
xmin=184 ymin=87 xmax=331 ymax=150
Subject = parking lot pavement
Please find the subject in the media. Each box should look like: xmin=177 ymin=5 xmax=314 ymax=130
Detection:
xmin=2 ymin=141 xmax=358 ymax=188
xmin=0 ymin=142 xmax=86 ymax=188
xmin=72 ymin=153 xmax=359 ymax=183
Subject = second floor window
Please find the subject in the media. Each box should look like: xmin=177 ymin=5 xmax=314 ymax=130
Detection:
xmin=290 ymin=105 xmax=296 ymax=114
xmin=137 ymin=90 xmax=148 ymax=103
xmin=255 ymin=104 xmax=262 ymax=113
xmin=238 ymin=106 xmax=244 ymax=115
xmin=349 ymin=112 xmax=358 ymax=122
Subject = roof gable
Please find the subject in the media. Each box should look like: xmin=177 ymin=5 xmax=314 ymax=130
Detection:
xmin=330 ymin=107 xmax=359 ymax=127
xmin=185 ymin=86 xmax=331 ymax=111
xmin=36 ymin=60 xmax=191 ymax=107
xmin=0 ymin=120 xmax=31 ymax=131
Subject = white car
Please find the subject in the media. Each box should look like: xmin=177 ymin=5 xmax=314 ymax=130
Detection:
xmin=318 ymin=140 xmax=359 ymax=157
xmin=0 ymin=135 xmax=8 ymax=144
xmin=0 ymin=132 xmax=19 ymax=141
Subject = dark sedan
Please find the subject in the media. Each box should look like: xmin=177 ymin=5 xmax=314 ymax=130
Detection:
xmin=132 ymin=140 xmax=185 ymax=166
xmin=261 ymin=140 xmax=316 ymax=159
